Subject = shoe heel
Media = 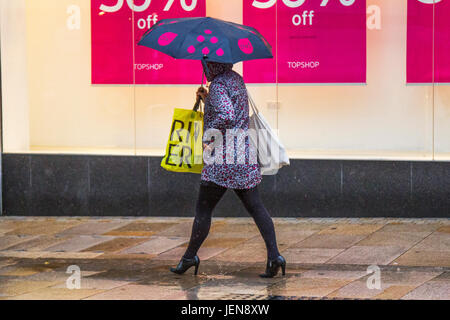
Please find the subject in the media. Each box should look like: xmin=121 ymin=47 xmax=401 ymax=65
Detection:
xmin=194 ymin=262 xmax=200 ymax=275
xmin=281 ymin=262 xmax=286 ymax=276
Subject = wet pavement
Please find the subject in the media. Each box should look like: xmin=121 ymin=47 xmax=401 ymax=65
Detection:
xmin=0 ymin=217 xmax=449 ymax=300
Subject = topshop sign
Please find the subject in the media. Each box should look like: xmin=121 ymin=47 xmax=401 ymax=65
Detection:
xmin=407 ymin=0 xmax=449 ymax=83
xmin=91 ymin=0 xmax=206 ymax=84
xmin=243 ymin=0 xmax=367 ymax=83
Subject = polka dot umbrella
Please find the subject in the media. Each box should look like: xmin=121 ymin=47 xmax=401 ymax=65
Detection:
xmin=138 ymin=17 xmax=273 ymax=65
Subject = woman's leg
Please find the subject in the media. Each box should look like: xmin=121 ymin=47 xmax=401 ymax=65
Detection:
xmin=234 ymin=187 xmax=281 ymax=260
xmin=183 ymin=183 xmax=227 ymax=259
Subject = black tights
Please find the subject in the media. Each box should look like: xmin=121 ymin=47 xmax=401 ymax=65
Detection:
xmin=183 ymin=181 xmax=281 ymax=261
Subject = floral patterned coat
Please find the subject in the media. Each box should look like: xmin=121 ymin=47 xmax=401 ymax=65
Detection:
xmin=201 ymin=62 xmax=261 ymax=189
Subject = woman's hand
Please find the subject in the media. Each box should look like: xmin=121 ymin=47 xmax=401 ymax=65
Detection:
xmin=203 ymin=143 xmax=213 ymax=154
xmin=196 ymin=87 xmax=208 ymax=101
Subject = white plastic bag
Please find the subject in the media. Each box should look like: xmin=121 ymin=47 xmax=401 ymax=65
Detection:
xmin=248 ymin=92 xmax=290 ymax=175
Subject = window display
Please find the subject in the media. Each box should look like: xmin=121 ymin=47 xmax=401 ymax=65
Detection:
xmin=0 ymin=0 xmax=448 ymax=159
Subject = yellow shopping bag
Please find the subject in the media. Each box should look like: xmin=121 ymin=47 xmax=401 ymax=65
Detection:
xmin=161 ymin=108 xmax=204 ymax=174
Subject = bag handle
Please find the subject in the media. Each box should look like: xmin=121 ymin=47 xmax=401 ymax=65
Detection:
xmin=247 ymin=90 xmax=259 ymax=115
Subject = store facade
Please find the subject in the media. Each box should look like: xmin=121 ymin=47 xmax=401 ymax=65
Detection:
xmin=1 ymin=0 xmax=449 ymax=217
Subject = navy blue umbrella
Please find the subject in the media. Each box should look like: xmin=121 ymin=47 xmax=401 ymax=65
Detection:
xmin=138 ymin=17 xmax=273 ymax=64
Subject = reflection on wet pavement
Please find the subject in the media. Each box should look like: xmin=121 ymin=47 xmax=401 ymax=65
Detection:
xmin=0 ymin=217 xmax=449 ymax=300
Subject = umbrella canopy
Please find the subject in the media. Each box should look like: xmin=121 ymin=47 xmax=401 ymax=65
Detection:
xmin=138 ymin=17 xmax=273 ymax=64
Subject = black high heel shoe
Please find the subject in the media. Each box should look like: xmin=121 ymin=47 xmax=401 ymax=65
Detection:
xmin=170 ymin=256 xmax=200 ymax=275
xmin=259 ymin=256 xmax=286 ymax=278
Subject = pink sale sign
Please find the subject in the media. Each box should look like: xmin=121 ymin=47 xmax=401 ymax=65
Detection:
xmin=243 ymin=0 xmax=367 ymax=84
xmin=91 ymin=0 xmax=206 ymax=85
xmin=407 ymin=0 xmax=450 ymax=83
xmin=243 ymin=1 xmax=277 ymax=83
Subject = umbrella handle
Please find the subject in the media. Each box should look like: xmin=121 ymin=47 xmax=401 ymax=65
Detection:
xmin=193 ymin=96 xmax=202 ymax=112
xmin=193 ymin=67 xmax=206 ymax=112
xmin=201 ymin=65 xmax=205 ymax=87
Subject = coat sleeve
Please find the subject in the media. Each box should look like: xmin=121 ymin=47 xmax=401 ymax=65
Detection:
xmin=207 ymin=81 xmax=235 ymax=129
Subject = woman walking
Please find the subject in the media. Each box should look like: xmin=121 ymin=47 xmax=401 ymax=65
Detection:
xmin=170 ymin=61 xmax=286 ymax=278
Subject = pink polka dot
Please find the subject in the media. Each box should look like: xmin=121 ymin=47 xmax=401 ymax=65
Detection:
xmin=158 ymin=32 xmax=178 ymax=46
xmin=169 ymin=20 xmax=178 ymax=24
xmin=238 ymin=38 xmax=253 ymax=54
xmin=204 ymin=29 xmax=212 ymax=34
xmin=202 ymin=47 xmax=210 ymax=55
xmin=210 ymin=36 xmax=218 ymax=44
xmin=197 ymin=35 xmax=205 ymax=42
xmin=216 ymin=48 xmax=224 ymax=56
xmin=187 ymin=45 xmax=195 ymax=54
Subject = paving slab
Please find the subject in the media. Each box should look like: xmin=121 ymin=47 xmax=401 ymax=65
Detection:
xmin=356 ymin=231 xmax=426 ymax=248
xmin=210 ymin=222 xmax=260 ymax=238
xmin=327 ymin=280 xmax=387 ymax=299
xmin=0 ymin=223 xmax=19 ymax=236
xmin=58 ymin=221 xmax=130 ymax=236
xmin=154 ymin=246 xmax=227 ymax=261
xmin=183 ymin=272 xmax=282 ymax=299
xmin=299 ymin=269 xmax=367 ymax=281
xmin=239 ymin=235 xmax=294 ymax=252
xmin=84 ymin=269 xmax=153 ymax=283
xmin=184 ymin=261 xmax=253 ymax=276
xmin=23 ymin=270 xmax=101 ymax=282
xmin=431 ymin=271 xmax=450 ymax=281
xmin=209 ymin=242 xmax=269 ymax=263
xmin=120 ymin=236 xmax=188 ymax=255
xmin=0 ymin=217 xmax=448 ymax=300
xmin=188 ymin=237 xmax=249 ymax=249
xmin=273 ymin=220 xmax=326 ymax=232
xmin=84 ymin=284 xmax=180 ymax=300
xmin=37 ymin=252 xmax=104 ymax=259
xmin=411 ymin=232 xmax=450 ymax=252
xmin=97 ymin=253 xmax=157 ymax=260
xmin=326 ymin=246 xmax=408 ymax=265
xmin=81 ymin=237 xmax=150 ymax=253
xmin=195 ymin=282 xmax=268 ymax=298
xmin=3 ymin=235 xmax=73 ymax=252
xmin=43 ymin=235 xmax=115 ymax=252
xmin=266 ymin=277 xmax=351 ymax=298
xmin=282 ymin=248 xmax=345 ymax=264
xmin=155 ymin=222 xmax=194 ymax=237
xmin=0 ymin=235 xmax=38 ymax=251
xmin=0 ymin=251 xmax=46 ymax=259
xmin=104 ymin=222 xmax=179 ymax=237
xmin=0 ymin=280 xmax=58 ymax=297
xmin=401 ymin=280 xmax=450 ymax=300
xmin=52 ymin=278 xmax=130 ymax=290
xmin=373 ymin=285 xmax=417 ymax=299
xmin=378 ymin=223 xmax=440 ymax=235
xmin=293 ymin=234 xmax=367 ymax=249
xmin=0 ymin=265 xmax=53 ymax=277
xmin=6 ymin=220 xmax=82 ymax=236
xmin=363 ymin=269 xmax=443 ymax=286
xmin=392 ymin=250 xmax=450 ymax=267
xmin=275 ymin=230 xmax=318 ymax=247
xmin=327 ymin=268 xmax=443 ymax=300
xmin=437 ymin=226 xmax=450 ymax=233
xmin=318 ymin=224 xmax=385 ymax=236
xmin=0 ymin=260 xmax=16 ymax=269
xmin=9 ymin=288 xmax=104 ymax=300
